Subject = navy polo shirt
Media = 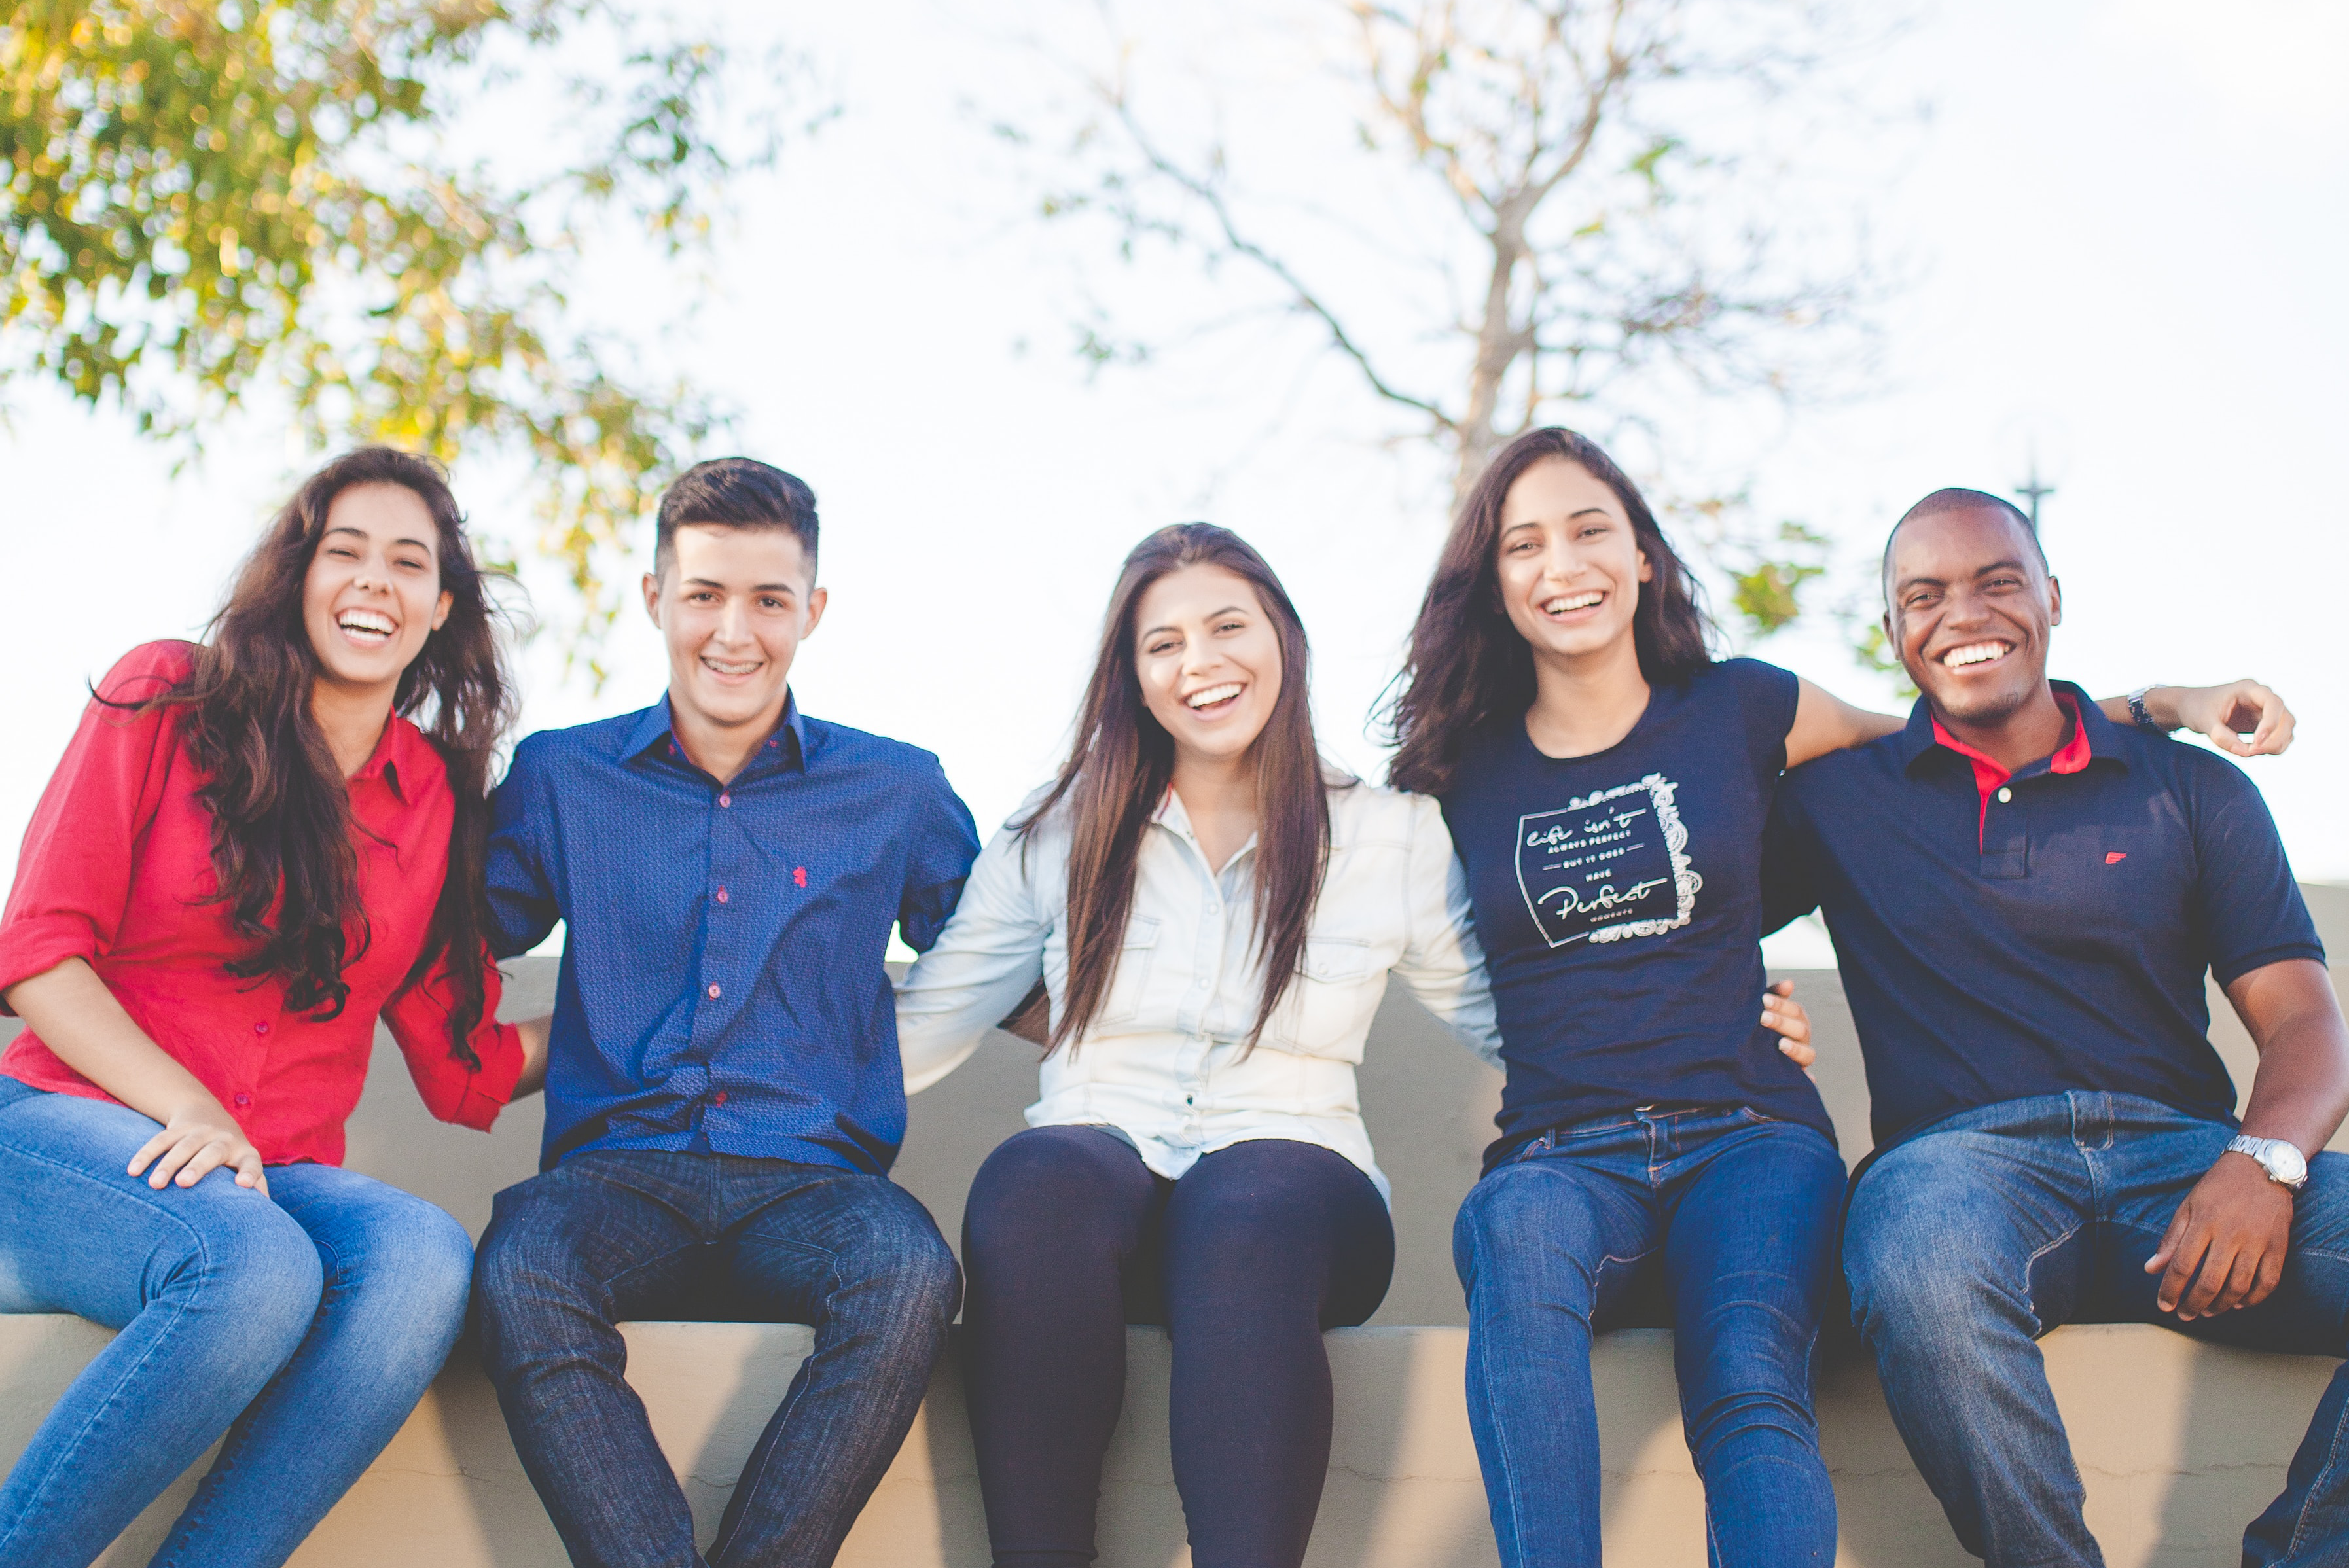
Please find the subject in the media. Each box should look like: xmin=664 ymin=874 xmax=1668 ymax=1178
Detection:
xmin=487 ymin=695 xmax=980 ymax=1173
xmin=1763 ymin=681 xmax=2323 ymax=1151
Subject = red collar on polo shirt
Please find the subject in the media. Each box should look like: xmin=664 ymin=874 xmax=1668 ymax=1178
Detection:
xmin=1931 ymin=691 xmax=2094 ymax=849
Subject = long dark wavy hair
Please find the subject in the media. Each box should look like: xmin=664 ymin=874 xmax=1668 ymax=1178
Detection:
xmin=1385 ymin=428 xmax=1713 ymax=796
xmin=1018 ymin=524 xmax=1336 ymax=1054
xmin=134 ymin=448 xmax=516 ymax=1063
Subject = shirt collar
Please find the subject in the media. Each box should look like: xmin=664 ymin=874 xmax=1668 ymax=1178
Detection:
xmin=348 ymin=711 xmax=423 ymax=802
xmin=1901 ymin=679 xmax=2121 ymax=781
xmin=1149 ymin=785 xmax=1260 ymax=864
xmin=624 ymin=692 xmax=808 ymax=775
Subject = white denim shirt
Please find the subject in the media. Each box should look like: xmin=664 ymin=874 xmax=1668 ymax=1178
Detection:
xmin=896 ymin=779 xmax=1501 ymax=1202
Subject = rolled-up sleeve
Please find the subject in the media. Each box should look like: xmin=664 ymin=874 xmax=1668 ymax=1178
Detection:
xmin=382 ymin=943 xmax=527 ymax=1130
xmin=0 ymin=646 xmax=185 ymax=1009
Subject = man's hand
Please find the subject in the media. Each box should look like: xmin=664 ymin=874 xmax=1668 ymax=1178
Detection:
xmin=2143 ymin=1151 xmax=2294 ymax=1319
xmin=2167 ymin=680 xmax=2295 ymax=758
xmin=1763 ymin=980 xmax=1815 ymax=1069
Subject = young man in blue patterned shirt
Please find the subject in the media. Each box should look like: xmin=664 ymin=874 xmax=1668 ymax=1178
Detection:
xmin=473 ymin=458 xmax=981 ymax=1568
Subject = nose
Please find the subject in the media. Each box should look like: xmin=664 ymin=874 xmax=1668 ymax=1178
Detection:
xmin=711 ymin=597 xmax=751 ymax=646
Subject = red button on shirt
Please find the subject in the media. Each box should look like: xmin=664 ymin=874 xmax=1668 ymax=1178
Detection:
xmin=719 ymin=793 xmax=732 ymax=808
xmin=0 ymin=642 xmax=525 ymax=1166
xmin=707 ymin=983 xmax=722 ymax=1000
xmin=712 ymin=1090 xmax=728 ymax=1105
xmin=715 ymin=887 xmax=728 ymax=904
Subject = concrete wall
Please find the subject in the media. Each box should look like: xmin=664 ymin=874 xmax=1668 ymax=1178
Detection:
xmin=5 ymin=884 xmax=2347 ymax=1564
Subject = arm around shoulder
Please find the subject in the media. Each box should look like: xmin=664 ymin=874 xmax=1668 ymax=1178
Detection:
xmin=895 ymin=817 xmax=1054 ymax=1093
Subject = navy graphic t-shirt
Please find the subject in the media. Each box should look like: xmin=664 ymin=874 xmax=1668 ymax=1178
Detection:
xmin=1441 ymin=658 xmax=1834 ymax=1166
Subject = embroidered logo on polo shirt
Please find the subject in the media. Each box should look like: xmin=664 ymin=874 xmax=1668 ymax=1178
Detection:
xmin=1515 ymin=772 xmax=1702 ymax=949
xmin=794 ymin=866 xmax=808 ymax=887
xmin=2106 ymin=852 xmax=2128 ymax=864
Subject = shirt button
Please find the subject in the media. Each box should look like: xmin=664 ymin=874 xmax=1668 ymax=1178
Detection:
xmin=232 ymin=1093 xmax=251 ymax=1107
xmin=254 ymin=1021 xmax=270 ymax=1035
xmin=715 ymin=887 xmax=729 ymax=904
xmin=707 ymin=983 xmax=722 ymax=1000
xmin=712 ymin=1090 xmax=729 ymax=1105
xmin=1997 ymin=787 xmax=2013 ymax=803
xmin=719 ymin=793 xmax=732 ymax=808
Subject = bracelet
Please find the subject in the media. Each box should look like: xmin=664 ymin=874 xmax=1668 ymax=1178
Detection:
xmin=2126 ymin=686 xmax=2163 ymax=733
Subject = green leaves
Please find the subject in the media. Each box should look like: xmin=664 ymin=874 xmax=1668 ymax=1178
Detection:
xmin=1 ymin=0 xmax=791 ymax=674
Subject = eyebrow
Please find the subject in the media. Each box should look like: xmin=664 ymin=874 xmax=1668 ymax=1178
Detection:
xmin=1139 ymin=604 xmax=1250 ymax=639
xmin=1503 ymin=508 xmax=1613 ymax=529
xmin=1894 ymin=557 xmax=2032 ymax=595
xmin=325 ymin=524 xmax=436 ymax=554
xmin=683 ymin=577 xmax=799 ymax=594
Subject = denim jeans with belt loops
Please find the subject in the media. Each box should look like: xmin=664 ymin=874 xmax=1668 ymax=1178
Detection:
xmin=1453 ymin=1103 xmax=1846 ymax=1568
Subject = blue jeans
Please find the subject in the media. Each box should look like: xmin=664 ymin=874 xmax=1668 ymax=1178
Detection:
xmin=0 ymin=1077 xmax=475 ymax=1568
xmin=1846 ymin=1092 xmax=2349 ymax=1568
xmin=473 ymin=1149 xmax=961 ymax=1568
xmin=1453 ymin=1105 xmax=1846 ymax=1568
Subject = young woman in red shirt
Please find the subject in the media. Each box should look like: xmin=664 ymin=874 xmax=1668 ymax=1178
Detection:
xmin=0 ymin=448 xmax=547 ymax=1568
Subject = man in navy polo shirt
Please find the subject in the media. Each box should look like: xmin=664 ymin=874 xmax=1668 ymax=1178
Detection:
xmin=1765 ymin=488 xmax=2349 ymax=1568
xmin=471 ymin=459 xmax=981 ymax=1568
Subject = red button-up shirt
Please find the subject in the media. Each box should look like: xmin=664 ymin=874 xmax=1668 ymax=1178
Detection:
xmin=0 ymin=641 xmax=523 ymax=1165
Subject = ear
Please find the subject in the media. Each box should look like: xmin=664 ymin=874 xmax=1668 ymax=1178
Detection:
xmin=801 ymin=585 xmax=829 ymax=637
xmin=430 ymin=589 xmax=454 ymax=633
xmin=2045 ymin=575 xmax=2062 ymax=628
xmin=1636 ymin=548 xmax=1654 ymax=584
xmin=641 ymin=570 xmax=664 ymax=628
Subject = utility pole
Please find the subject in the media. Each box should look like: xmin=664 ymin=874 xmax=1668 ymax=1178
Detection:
xmin=2015 ymin=457 xmax=2055 ymax=531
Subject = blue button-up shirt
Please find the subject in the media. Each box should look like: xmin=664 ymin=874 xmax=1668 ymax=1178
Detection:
xmin=1763 ymin=681 xmax=2323 ymax=1152
xmin=486 ymin=696 xmax=980 ymax=1173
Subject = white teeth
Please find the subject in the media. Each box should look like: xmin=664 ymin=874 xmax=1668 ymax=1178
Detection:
xmin=1543 ymin=591 xmax=1604 ymax=614
xmin=705 ymin=658 xmax=759 ymax=676
xmin=1941 ymin=641 xmax=2011 ymax=668
xmin=338 ymin=609 xmax=394 ymax=639
xmin=1186 ymin=683 xmax=1243 ymax=709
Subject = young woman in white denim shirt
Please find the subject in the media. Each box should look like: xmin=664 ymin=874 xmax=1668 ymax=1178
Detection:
xmin=895 ymin=524 xmax=1814 ymax=1568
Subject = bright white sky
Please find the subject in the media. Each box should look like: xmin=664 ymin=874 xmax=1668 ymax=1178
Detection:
xmin=1 ymin=0 xmax=2344 ymax=969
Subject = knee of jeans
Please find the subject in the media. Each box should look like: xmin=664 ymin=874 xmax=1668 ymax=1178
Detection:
xmin=1453 ymin=1168 xmax=1598 ymax=1301
xmin=351 ymin=1194 xmax=476 ymax=1328
xmin=471 ymin=1206 xmax=592 ymax=1330
xmin=852 ymin=1210 xmax=961 ymax=1330
xmin=177 ymin=1193 xmax=327 ymax=1352
xmin=1844 ymin=1196 xmax=2013 ymax=1341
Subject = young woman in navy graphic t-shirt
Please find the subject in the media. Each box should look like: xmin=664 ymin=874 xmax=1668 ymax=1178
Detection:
xmin=1385 ymin=427 xmax=2284 ymax=1568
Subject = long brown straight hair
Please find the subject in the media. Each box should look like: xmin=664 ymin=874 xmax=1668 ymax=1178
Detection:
xmin=1018 ymin=524 xmax=1334 ymax=1054
xmin=1384 ymin=427 xmax=1713 ymax=797
xmin=130 ymin=448 xmax=517 ymax=1063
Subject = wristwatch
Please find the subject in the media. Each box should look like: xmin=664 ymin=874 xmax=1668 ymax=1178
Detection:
xmin=2126 ymin=686 xmax=2164 ymax=733
xmin=2226 ymin=1134 xmax=2309 ymax=1192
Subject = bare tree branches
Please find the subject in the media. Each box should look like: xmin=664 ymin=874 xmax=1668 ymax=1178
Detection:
xmin=1006 ymin=0 xmax=1905 ymax=641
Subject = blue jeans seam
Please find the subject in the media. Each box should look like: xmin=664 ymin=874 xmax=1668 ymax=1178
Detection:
xmin=711 ymin=1243 xmax=845 ymax=1558
xmin=0 ymin=1150 xmax=220 ymax=1558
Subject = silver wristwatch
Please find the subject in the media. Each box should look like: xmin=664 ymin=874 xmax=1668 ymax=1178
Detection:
xmin=2226 ymin=1134 xmax=2309 ymax=1192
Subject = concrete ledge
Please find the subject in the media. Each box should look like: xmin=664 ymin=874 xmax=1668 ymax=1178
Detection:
xmin=1 ymin=1314 xmax=2333 ymax=1567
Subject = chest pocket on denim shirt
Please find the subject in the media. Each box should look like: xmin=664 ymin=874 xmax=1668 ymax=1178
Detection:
xmin=1269 ymin=936 xmax=1374 ymax=1056
xmin=1098 ymin=917 xmax=1163 ymax=1025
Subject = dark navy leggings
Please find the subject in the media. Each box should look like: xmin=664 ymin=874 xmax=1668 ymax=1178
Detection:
xmin=961 ymin=1126 xmax=1395 ymax=1568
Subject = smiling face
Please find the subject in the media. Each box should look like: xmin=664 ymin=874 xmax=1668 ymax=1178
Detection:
xmin=300 ymin=482 xmax=453 ymax=698
xmin=1495 ymin=456 xmax=1652 ymax=665
xmin=644 ymin=523 xmax=827 ymax=743
xmin=1886 ymin=503 xmax=2063 ymax=726
xmin=1132 ymin=563 xmax=1284 ymax=770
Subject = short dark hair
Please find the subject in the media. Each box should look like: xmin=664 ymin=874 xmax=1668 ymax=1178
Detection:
xmin=1882 ymin=486 xmax=2047 ymax=600
xmin=654 ymin=457 xmax=819 ymax=578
